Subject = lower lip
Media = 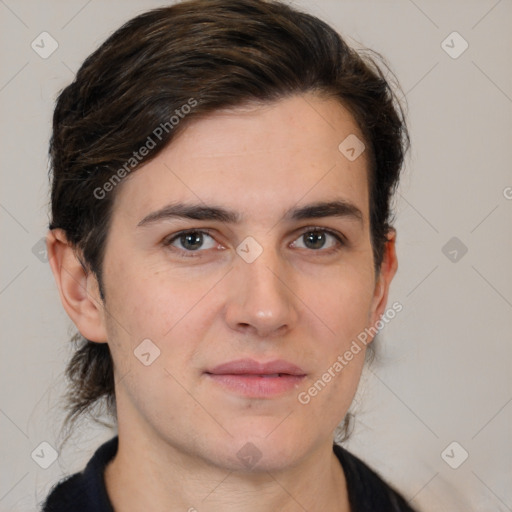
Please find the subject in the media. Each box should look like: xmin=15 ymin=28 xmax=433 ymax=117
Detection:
xmin=206 ymin=373 xmax=306 ymax=397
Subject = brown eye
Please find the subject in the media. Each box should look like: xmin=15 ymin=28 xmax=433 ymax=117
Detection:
xmin=178 ymin=232 xmax=204 ymax=251
xmin=164 ymin=230 xmax=217 ymax=253
xmin=303 ymin=231 xmax=328 ymax=249
xmin=291 ymin=228 xmax=344 ymax=252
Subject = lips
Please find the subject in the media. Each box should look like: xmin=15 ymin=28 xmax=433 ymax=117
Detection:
xmin=207 ymin=358 xmax=306 ymax=377
xmin=205 ymin=358 xmax=306 ymax=397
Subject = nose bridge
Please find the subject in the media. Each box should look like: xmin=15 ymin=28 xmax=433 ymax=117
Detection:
xmin=225 ymin=238 xmax=298 ymax=336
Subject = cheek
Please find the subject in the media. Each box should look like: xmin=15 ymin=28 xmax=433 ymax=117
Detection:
xmin=299 ymin=277 xmax=371 ymax=431
xmin=296 ymin=258 xmax=374 ymax=412
xmin=101 ymin=256 xmax=224 ymax=380
xmin=103 ymin=255 xmax=195 ymax=335
xmin=306 ymin=261 xmax=375 ymax=342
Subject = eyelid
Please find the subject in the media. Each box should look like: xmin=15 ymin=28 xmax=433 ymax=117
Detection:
xmin=295 ymin=225 xmax=347 ymax=243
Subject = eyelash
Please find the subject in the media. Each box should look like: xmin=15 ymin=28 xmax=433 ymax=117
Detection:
xmin=162 ymin=227 xmax=346 ymax=258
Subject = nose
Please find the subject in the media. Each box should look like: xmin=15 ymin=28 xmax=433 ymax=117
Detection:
xmin=224 ymin=245 xmax=299 ymax=338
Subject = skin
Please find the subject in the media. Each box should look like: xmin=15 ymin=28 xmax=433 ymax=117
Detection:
xmin=48 ymin=93 xmax=397 ymax=512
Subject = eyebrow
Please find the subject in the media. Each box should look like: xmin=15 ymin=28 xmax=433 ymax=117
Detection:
xmin=137 ymin=199 xmax=364 ymax=227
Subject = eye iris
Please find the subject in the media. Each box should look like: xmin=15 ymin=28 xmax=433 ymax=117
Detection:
xmin=304 ymin=231 xmax=326 ymax=249
xmin=181 ymin=232 xmax=203 ymax=250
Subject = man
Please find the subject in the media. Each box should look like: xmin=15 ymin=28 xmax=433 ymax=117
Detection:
xmin=43 ymin=1 xmax=414 ymax=510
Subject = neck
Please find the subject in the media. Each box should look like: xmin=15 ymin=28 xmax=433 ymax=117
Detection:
xmin=104 ymin=428 xmax=351 ymax=512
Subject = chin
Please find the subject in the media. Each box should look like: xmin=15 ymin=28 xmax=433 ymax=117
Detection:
xmin=205 ymin=423 xmax=312 ymax=473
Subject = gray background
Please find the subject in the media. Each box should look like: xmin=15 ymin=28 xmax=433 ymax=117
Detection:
xmin=1 ymin=1 xmax=511 ymax=511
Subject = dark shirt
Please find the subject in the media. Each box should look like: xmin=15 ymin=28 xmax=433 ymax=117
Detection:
xmin=42 ymin=436 xmax=418 ymax=511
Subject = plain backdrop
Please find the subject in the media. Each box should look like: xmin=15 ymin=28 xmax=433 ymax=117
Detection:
xmin=1 ymin=1 xmax=511 ymax=511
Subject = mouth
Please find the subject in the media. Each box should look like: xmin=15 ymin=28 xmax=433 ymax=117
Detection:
xmin=205 ymin=358 xmax=307 ymax=398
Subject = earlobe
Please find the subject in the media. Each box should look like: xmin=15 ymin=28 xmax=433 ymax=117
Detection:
xmin=46 ymin=229 xmax=108 ymax=343
xmin=369 ymin=229 xmax=398 ymax=329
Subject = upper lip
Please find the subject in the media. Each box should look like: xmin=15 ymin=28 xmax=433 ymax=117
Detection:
xmin=206 ymin=358 xmax=306 ymax=376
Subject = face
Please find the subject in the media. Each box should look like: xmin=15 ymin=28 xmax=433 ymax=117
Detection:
xmin=94 ymin=93 xmax=396 ymax=471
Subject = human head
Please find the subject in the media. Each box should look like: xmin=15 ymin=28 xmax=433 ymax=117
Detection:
xmin=47 ymin=0 xmax=409 ymax=441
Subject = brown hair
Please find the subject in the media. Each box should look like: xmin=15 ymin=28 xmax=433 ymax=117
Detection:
xmin=49 ymin=0 xmax=409 ymax=442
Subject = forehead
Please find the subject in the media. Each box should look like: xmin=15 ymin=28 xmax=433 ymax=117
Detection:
xmin=112 ymin=94 xmax=370 ymax=227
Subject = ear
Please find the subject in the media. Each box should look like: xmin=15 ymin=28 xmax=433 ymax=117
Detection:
xmin=46 ymin=229 xmax=108 ymax=343
xmin=368 ymin=228 xmax=398 ymax=334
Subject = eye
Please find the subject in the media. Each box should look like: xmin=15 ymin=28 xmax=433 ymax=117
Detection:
xmin=291 ymin=227 xmax=345 ymax=253
xmin=163 ymin=229 xmax=219 ymax=255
